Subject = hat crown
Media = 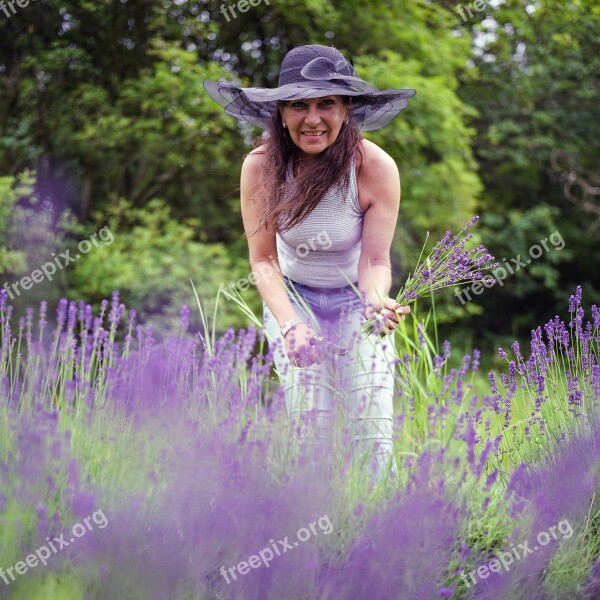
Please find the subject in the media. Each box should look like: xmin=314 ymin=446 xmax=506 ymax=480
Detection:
xmin=278 ymin=45 xmax=355 ymax=87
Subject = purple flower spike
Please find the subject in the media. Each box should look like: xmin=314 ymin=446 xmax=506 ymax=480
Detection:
xmin=591 ymin=305 xmax=600 ymax=328
xmin=361 ymin=218 xmax=496 ymax=336
xmin=0 ymin=288 xmax=7 ymax=311
xmin=568 ymin=285 xmax=582 ymax=312
xmin=56 ymin=298 xmax=68 ymax=327
xmin=443 ymin=340 xmax=451 ymax=360
xmin=179 ymin=304 xmax=190 ymax=332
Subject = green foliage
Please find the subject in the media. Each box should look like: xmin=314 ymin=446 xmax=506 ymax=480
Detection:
xmin=457 ymin=0 xmax=600 ymax=343
xmin=1 ymin=1 xmax=243 ymax=238
xmin=0 ymin=172 xmax=32 ymax=275
xmin=0 ymin=0 xmax=598 ymax=347
xmin=0 ymin=171 xmax=78 ymax=313
xmin=68 ymin=198 xmax=247 ymax=332
xmin=458 ymin=205 xmax=572 ymax=342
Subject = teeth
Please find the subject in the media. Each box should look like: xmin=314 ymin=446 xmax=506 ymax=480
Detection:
xmin=302 ymin=132 xmax=325 ymax=136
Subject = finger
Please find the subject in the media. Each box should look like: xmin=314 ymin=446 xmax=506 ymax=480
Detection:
xmin=392 ymin=309 xmax=408 ymax=322
xmin=382 ymin=309 xmax=399 ymax=324
xmin=288 ymin=348 xmax=306 ymax=366
xmin=383 ymin=316 xmax=401 ymax=334
xmin=364 ymin=305 xmax=378 ymax=319
xmin=297 ymin=345 xmax=320 ymax=367
xmin=378 ymin=316 xmax=392 ymax=334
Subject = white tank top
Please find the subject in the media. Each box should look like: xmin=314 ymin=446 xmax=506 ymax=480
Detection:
xmin=275 ymin=155 xmax=364 ymax=288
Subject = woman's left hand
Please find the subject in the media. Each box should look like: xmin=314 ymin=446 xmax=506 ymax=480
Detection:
xmin=365 ymin=296 xmax=411 ymax=334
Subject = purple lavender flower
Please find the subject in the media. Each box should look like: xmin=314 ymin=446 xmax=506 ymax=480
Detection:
xmin=568 ymin=285 xmax=582 ymax=313
xmin=362 ymin=218 xmax=496 ymax=336
xmin=433 ymin=354 xmax=445 ymax=374
xmin=443 ymin=340 xmax=451 ymax=360
xmin=488 ymin=372 xmax=498 ymax=395
xmin=179 ymin=304 xmax=190 ymax=332
xmin=592 ymin=365 xmax=600 ymax=399
xmin=56 ymin=298 xmax=68 ymax=328
xmin=591 ymin=305 xmax=600 ymax=329
xmin=511 ymin=341 xmax=523 ymax=362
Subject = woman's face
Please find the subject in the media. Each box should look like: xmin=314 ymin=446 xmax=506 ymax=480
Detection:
xmin=280 ymin=95 xmax=350 ymax=158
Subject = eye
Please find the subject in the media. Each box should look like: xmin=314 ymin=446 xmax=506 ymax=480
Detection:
xmin=290 ymin=101 xmax=306 ymax=109
xmin=320 ymin=99 xmax=335 ymax=106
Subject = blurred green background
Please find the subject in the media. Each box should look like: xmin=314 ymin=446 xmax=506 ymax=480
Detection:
xmin=0 ymin=0 xmax=598 ymax=354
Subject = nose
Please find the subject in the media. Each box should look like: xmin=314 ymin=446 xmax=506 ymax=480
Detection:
xmin=304 ymin=104 xmax=321 ymax=128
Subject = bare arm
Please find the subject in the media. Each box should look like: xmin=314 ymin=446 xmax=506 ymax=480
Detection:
xmin=357 ymin=142 xmax=410 ymax=331
xmin=240 ymin=151 xmax=298 ymax=326
xmin=240 ymin=150 xmax=321 ymax=365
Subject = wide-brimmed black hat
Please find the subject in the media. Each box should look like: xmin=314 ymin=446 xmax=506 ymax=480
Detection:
xmin=203 ymin=44 xmax=416 ymax=131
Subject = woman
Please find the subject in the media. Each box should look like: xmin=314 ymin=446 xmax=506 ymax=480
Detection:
xmin=204 ymin=45 xmax=415 ymax=484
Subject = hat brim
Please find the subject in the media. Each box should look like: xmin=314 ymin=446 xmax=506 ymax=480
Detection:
xmin=203 ymin=79 xmax=416 ymax=131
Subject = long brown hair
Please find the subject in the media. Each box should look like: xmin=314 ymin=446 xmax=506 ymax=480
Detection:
xmin=245 ymin=98 xmax=363 ymax=237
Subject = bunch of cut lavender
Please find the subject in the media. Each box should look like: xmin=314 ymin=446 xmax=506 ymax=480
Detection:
xmin=362 ymin=217 xmax=496 ymax=336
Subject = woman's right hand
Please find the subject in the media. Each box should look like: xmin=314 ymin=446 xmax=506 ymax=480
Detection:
xmin=284 ymin=323 xmax=321 ymax=368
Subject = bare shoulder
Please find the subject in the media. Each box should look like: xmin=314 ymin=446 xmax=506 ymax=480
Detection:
xmin=243 ymin=146 xmax=267 ymax=169
xmin=241 ymin=147 xmax=267 ymax=188
xmin=355 ymin=138 xmax=399 ymax=176
xmin=355 ymin=139 xmax=400 ymax=211
xmin=246 ymin=146 xmax=266 ymax=158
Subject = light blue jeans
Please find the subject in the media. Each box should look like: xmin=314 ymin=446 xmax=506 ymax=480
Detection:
xmin=263 ymin=275 xmax=398 ymax=484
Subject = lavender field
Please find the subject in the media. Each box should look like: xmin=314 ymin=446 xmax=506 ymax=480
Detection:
xmin=2 ymin=0 xmax=599 ymax=598
xmin=0 ymin=283 xmax=598 ymax=600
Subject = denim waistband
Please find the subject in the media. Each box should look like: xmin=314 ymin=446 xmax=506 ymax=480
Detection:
xmin=282 ymin=274 xmax=358 ymax=293
xmin=278 ymin=275 xmax=363 ymax=317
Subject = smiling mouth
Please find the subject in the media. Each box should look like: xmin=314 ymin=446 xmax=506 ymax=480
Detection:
xmin=301 ymin=131 xmax=326 ymax=137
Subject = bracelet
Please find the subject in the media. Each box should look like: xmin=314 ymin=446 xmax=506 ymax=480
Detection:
xmin=280 ymin=316 xmax=303 ymax=338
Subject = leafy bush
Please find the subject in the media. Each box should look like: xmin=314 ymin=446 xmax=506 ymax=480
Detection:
xmin=67 ymin=197 xmax=248 ymax=333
